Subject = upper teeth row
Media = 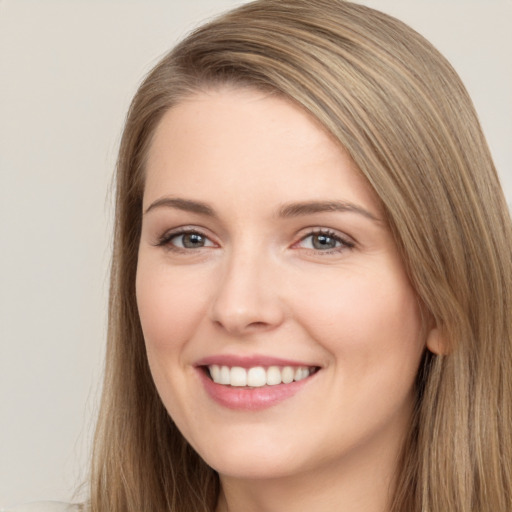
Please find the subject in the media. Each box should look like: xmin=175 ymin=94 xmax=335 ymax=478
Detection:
xmin=208 ymin=365 xmax=313 ymax=387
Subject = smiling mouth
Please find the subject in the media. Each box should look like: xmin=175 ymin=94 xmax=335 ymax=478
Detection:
xmin=203 ymin=365 xmax=320 ymax=388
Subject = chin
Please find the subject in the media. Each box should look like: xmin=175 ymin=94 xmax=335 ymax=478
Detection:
xmin=192 ymin=434 xmax=305 ymax=481
xmin=208 ymin=455 xmax=300 ymax=481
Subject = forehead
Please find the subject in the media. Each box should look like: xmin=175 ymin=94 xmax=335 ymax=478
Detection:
xmin=144 ymin=87 xmax=380 ymax=215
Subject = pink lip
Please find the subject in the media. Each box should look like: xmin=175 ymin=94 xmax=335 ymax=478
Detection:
xmin=195 ymin=355 xmax=319 ymax=411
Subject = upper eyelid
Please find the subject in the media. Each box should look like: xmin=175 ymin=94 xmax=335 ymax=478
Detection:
xmin=156 ymin=226 xmax=216 ymax=247
xmin=160 ymin=225 xmax=213 ymax=238
xmin=296 ymin=227 xmax=356 ymax=244
xmin=295 ymin=230 xmax=355 ymax=250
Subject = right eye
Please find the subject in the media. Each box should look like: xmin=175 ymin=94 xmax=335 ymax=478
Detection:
xmin=158 ymin=230 xmax=216 ymax=250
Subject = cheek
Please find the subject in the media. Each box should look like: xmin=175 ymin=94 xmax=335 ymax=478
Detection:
xmin=135 ymin=261 xmax=213 ymax=423
xmin=291 ymin=266 xmax=424 ymax=375
xmin=135 ymin=262 xmax=211 ymax=359
xmin=297 ymin=271 xmax=425 ymax=438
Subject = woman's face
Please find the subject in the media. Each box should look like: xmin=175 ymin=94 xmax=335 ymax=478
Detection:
xmin=136 ymin=88 xmax=432 ymax=482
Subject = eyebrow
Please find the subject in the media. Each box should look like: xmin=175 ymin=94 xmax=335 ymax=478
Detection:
xmin=278 ymin=200 xmax=381 ymax=222
xmin=144 ymin=197 xmax=381 ymax=223
xmin=144 ymin=197 xmax=216 ymax=216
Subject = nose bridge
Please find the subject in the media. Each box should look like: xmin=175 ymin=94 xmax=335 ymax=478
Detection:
xmin=210 ymin=239 xmax=284 ymax=333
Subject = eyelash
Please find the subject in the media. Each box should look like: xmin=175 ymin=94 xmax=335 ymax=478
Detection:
xmin=156 ymin=228 xmax=214 ymax=251
xmin=296 ymin=229 xmax=355 ymax=254
xmin=155 ymin=228 xmax=355 ymax=254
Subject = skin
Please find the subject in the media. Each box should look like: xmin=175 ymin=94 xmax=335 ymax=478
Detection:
xmin=136 ymin=87 xmax=438 ymax=512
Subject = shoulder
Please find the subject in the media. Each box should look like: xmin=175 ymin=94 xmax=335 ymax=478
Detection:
xmin=1 ymin=503 xmax=82 ymax=512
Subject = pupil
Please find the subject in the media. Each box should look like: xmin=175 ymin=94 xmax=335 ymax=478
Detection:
xmin=313 ymin=234 xmax=336 ymax=250
xmin=183 ymin=233 xmax=204 ymax=248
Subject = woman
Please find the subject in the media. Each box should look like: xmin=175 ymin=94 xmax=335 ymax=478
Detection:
xmin=13 ymin=0 xmax=511 ymax=511
xmin=93 ymin=0 xmax=512 ymax=511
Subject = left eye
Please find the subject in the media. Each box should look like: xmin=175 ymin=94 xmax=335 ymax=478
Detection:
xmin=167 ymin=231 xmax=215 ymax=249
xmin=298 ymin=231 xmax=349 ymax=251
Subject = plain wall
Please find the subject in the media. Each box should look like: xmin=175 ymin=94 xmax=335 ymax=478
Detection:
xmin=1 ymin=0 xmax=510 ymax=507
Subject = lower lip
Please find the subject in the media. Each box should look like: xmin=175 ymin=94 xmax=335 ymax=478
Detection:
xmin=197 ymin=368 xmax=315 ymax=411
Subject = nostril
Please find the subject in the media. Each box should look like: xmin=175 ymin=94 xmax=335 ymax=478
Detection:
xmin=247 ymin=321 xmax=269 ymax=329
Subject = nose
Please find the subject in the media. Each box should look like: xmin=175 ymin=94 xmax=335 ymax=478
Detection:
xmin=209 ymin=247 xmax=286 ymax=335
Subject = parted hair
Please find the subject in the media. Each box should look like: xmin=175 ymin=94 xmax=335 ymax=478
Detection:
xmin=89 ymin=1 xmax=512 ymax=511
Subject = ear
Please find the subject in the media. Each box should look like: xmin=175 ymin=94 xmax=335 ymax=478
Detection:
xmin=426 ymin=326 xmax=448 ymax=355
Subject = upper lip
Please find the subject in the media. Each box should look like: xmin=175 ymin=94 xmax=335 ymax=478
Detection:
xmin=195 ymin=354 xmax=320 ymax=368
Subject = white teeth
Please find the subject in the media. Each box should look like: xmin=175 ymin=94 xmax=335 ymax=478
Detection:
xmin=230 ymin=366 xmax=247 ymax=387
xmin=295 ymin=367 xmax=309 ymax=381
xmin=208 ymin=364 xmax=314 ymax=387
xmin=247 ymin=366 xmax=267 ymax=387
xmin=210 ymin=364 xmax=221 ymax=383
xmin=281 ymin=366 xmax=295 ymax=384
xmin=294 ymin=367 xmax=304 ymax=381
xmin=219 ymin=365 xmax=230 ymax=385
xmin=266 ymin=366 xmax=282 ymax=386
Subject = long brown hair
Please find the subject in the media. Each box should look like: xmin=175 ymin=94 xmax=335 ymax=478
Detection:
xmin=89 ymin=1 xmax=512 ymax=510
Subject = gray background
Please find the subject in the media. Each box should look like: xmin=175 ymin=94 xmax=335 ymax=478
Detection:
xmin=1 ymin=0 xmax=510 ymax=506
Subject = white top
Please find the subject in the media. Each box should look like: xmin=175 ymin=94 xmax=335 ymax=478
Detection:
xmin=1 ymin=503 xmax=81 ymax=512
